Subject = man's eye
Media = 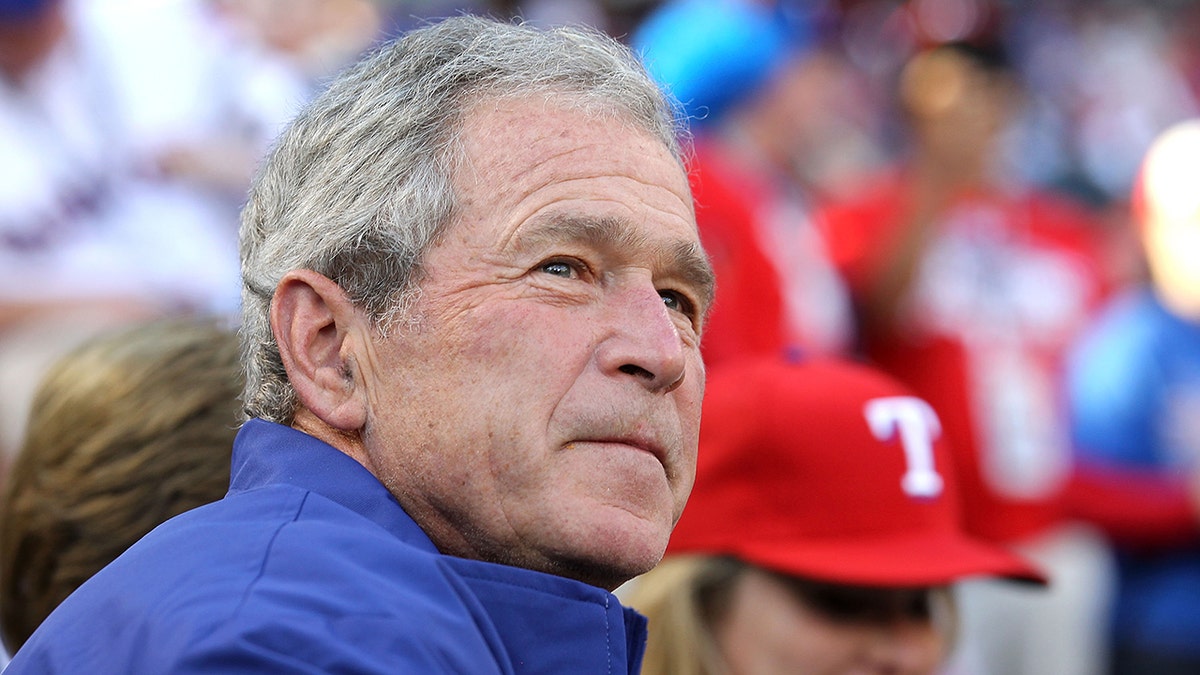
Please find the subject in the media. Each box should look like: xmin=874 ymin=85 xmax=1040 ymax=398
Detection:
xmin=659 ymin=289 xmax=694 ymax=317
xmin=539 ymin=260 xmax=578 ymax=278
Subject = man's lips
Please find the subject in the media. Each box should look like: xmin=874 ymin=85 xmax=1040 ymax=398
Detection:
xmin=568 ymin=436 xmax=668 ymax=466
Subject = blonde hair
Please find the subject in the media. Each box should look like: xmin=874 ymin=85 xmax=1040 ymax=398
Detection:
xmin=623 ymin=556 xmax=743 ymax=675
xmin=626 ymin=555 xmax=961 ymax=675
xmin=0 ymin=318 xmax=242 ymax=652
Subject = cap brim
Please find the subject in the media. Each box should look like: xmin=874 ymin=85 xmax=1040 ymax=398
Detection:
xmin=714 ymin=530 xmax=1048 ymax=587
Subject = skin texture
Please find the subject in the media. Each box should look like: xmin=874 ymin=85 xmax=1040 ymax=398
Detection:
xmin=273 ymin=96 xmax=713 ymax=591
xmin=715 ymin=568 xmax=949 ymax=675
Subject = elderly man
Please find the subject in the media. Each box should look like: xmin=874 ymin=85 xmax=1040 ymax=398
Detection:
xmin=5 ymin=15 xmax=713 ymax=673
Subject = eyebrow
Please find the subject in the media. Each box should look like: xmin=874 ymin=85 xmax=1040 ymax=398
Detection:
xmin=515 ymin=214 xmax=716 ymax=314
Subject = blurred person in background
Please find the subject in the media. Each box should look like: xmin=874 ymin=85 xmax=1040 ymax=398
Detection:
xmin=0 ymin=317 xmax=241 ymax=657
xmin=1056 ymin=2 xmax=1197 ymax=205
xmin=634 ymin=0 xmax=859 ymax=368
xmin=0 ymin=0 xmax=380 ymax=472
xmin=1000 ymin=1 xmax=1198 ymax=290
xmin=624 ymin=356 xmax=1045 ymax=675
xmin=817 ymin=36 xmax=1115 ymax=675
xmin=152 ymin=0 xmax=381 ymax=199
xmin=1064 ymin=119 xmax=1200 ymax=675
xmin=0 ymin=0 xmax=201 ymax=468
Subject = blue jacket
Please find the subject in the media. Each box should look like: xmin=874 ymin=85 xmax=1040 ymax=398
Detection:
xmin=1067 ymin=289 xmax=1200 ymax=654
xmin=7 ymin=420 xmax=648 ymax=673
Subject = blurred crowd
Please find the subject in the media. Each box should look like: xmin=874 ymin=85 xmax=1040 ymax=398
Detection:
xmin=3 ymin=0 xmax=1199 ymax=673
xmin=0 ymin=0 xmax=383 ymax=463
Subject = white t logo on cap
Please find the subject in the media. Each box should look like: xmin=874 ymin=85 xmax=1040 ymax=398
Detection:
xmin=864 ymin=397 xmax=945 ymax=498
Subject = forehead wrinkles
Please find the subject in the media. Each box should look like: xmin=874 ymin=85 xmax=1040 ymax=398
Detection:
xmin=456 ymin=95 xmax=672 ymax=185
xmin=453 ymin=99 xmax=693 ymax=223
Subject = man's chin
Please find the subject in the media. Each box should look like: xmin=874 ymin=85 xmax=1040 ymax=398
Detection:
xmin=545 ymin=552 xmax=663 ymax=592
xmin=543 ymin=520 xmax=672 ymax=590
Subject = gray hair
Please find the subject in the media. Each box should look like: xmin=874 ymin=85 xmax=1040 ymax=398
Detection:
xmin=239 ymin=14 xmax=686 ymax=424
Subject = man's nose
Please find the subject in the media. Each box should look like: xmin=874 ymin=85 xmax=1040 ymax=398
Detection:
xmin=596 ymin=281 xmax=688 ymax=393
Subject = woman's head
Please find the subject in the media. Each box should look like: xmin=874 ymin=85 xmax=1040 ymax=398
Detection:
xmin=0 ymin=317 xmax=242 ymax=652
xmin=625 ymin=357 xmax=1042 ymax=674
xmin=629 ymin=555 xmax=955 ymax=675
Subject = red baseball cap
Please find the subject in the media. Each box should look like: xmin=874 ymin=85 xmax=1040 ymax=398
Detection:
xmin=669 ymin=356 xmax=1046 ymax=586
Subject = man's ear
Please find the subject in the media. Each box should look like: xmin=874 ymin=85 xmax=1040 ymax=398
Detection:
xmin=271 ymin=269 xmax=368 ymax=431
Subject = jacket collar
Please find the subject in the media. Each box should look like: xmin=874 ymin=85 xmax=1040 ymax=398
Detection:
xmin=229 ymin=419 xmax=648 ymax=673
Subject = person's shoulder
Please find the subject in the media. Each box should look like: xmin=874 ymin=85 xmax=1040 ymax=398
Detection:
xmin=8 ymin=486 xmax=506 ymax=673
xmin=1067 ymin=288 xmax=1165 ymax=402
xmin=1079 ymin=289 xmax=1167 ymax=354
xmin=118 ymin=483 xmax=467 ymax=614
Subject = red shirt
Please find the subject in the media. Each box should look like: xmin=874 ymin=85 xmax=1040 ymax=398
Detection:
xmin=820 ymin=170 xmax=1110 ymax=543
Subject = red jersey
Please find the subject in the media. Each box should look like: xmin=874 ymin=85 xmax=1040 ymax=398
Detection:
xmin=820 ymin=170 xmax=1110 ymax=543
